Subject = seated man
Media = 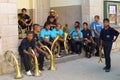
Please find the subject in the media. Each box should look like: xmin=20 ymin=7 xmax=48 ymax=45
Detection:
xmin=44 ymin=16 xmax=57 ymax=30
xmin=18 ymin=32 xmax=43 ymax=76
xmin=39 ymin=24 xmax=52 ymax=48
xmin=51 ymin=23 xmax=65 ymax=57
xmin=18 ymin=8 xmax=33 ymax=31
xmin=69 ymin=21 xmax=83 ymax=36
xmin=32 ymin=24 xmax=50 ymax=62
xmin=82 ymin=22 xmax=96 ymax=58
xmin=47 ymin=9 xmax=58 ymax=24
xmin=71 ymin=26 xmax=83 ymax=54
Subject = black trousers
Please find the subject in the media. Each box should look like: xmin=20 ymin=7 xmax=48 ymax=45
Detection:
xmin=20 ymin=50 xmax=44 ymax=71
xmin=83 ymin=42 xmax=95 ymax=55
xmin=18 ymin=20 xmax=32 ymax=31
xmin=93 ymin=37 xmax=100 ymax=56
xmin=71 ymin=40 xmax=83 ymax=53
xmin=103 ymin=41 xmax=113 ymax=69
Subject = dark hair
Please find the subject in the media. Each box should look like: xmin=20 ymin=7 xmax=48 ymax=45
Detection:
xmin=75 ymin=21 xmax=80 ymax=25
xmin=94 ymin=15 xmax=100 ymax=19
xmin=33 ymin=24 xmax=40 ymax=30
xmin=103 ymin=18 xmax=109 ymax=23
xmin=26 ymin=31 xmax=33 ymax=36
xmin=75 ymin=26 xmax=80 ymax=29
xmin=83 ymin=22 xmax=88 ymax=26
xmin=22 ymin=8 xmax=27 ymax=12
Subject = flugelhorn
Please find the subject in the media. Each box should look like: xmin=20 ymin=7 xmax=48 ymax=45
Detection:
xmin=41 ymin=46 xmax=56 ymax=70
xmin=28 ymin=48 xmax=40 ymax=76
xmin=5 ymin=50 xmax=23 ymax=79
xmin=98 ymin=47 xmax=103 ymax=63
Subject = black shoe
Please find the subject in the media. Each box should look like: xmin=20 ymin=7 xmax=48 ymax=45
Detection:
xmin=40 ymin=68 xmax=44 ymax=71
xmin=103 ymin=67 xmax=107 ymax=70
xmin=87 ymin=54 xmax=91 ymax=58
xmin=105 ymin=68 xmax=111 ymax=72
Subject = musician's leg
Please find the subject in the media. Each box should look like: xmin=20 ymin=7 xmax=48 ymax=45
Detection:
xmin=21 ymin=54 xmax=31 ymax=72
xmin=103 ymin=42 xmax=112 ymax=72
xmin=37 ymin=50 xmax=45 ymax=70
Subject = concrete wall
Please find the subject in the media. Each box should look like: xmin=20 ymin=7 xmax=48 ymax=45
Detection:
xmin=0 ymin=0 xmax=18 ymax=74
xmin=50 ymin=0 xmax=82 ymax=29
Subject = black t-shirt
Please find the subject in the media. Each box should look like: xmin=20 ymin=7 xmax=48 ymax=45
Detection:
xmin=19 ymin=38 xmax=36 ymax=51
xmin=82 ymin=29 xmax=92 ymax=40
xmin=47 ymin=15 xmax=56 ymax=23
xmin=18 ymin=13 xmax=30 ymax=22
xmin=32 ymin=31 xmax=39 ymax=42
xmin=100 ymin=27 xmax=119 ymax=41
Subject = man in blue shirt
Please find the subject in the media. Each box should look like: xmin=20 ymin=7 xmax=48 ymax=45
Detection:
xmin=71 ymin=26 xmax=83 ymax=54
xmin=19 ymin=32 xmax=42 ymax=76
xmin=90 ymin=15 xmax=102 ymax=56
xmin=100 ymin=18 xmax=119 ymax=72
xmin=39 ymin=24 xmax=52 ymax=48
xmin=69 ymin=21 xmax=83 ymax=36
xmin=82 ymin=22 xmax=95 ymax=58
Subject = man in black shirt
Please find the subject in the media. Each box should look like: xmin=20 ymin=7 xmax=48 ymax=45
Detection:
xmin=19 ymin=32 xmax=43 ymax=76
xmin=100 ymin=18 xmax=119 ymax=72
xmin=18 ymin=8 xmax=33 ymax=31
xmin=32 ymin=24 xmax=50 ymax=60
xmin=44 ymin=16 xmax=57 ymax=30
xmin=82 ymin=22 xmax=95 ymax=58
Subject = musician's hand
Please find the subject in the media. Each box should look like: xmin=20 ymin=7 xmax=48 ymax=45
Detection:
xmin=48 ymin=42 xmax=52 ymax=46
xmin=30 ymin=54 xmax=35 ymax=58
xmin=35 ymin=53 xmax=39 ymax=57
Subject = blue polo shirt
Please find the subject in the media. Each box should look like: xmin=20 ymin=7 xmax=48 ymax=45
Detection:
xmin=51 ymin=28 xmax=64 ymax=38
xmin=100 ymin=27 xmax=119 ymax=41
xmin=82 ymin=29 xmax=92 ymax=40
xmin=90 ymin=21 xmax=102 ymax=38
xmin=39 ymin=28 xmax=52 ymax=42
xmin=69 ymin=26 xmax=83 ymax=35
xmin=71 ymin=31 xmax=83 ymax=40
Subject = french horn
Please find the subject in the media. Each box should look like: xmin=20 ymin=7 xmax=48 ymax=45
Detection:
xmin=5 ymin=50 xmax=23 ymax=79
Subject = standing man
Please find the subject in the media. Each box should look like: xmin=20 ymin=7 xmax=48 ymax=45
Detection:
xmin=100 ymin=18 xmax=119 ymax=72
xmin=90 ymin=15 xmax=102 ymax=56
xmin=18 ymin=8 xmax=33 ymax=31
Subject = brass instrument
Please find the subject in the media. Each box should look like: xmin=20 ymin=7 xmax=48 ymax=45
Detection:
xmin=5 ymin=50 xmax=23 ymax=79
xmin=41 ymin=46 xmax=56 ymax=70
xmin=51 ymin=35 xmax=60 ymax=56
xmin=98 ymin=48 xmax=103 ymax=63
xmin=62 ymin=24 xmax=70 ymax=54
xmin=28 ymin=48 xmax=40 ymax=76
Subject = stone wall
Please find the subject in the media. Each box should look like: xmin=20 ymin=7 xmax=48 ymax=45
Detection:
xmin=0 ymin=0 xmax=18 ymax=74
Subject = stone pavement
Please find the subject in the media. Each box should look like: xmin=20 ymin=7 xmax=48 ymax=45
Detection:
xmin=0 ymin=51 xmax=120 ymax=80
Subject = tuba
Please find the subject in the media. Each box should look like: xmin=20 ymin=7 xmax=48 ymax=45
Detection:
xmin=41 ymin=46 xmax=56 ymax=70
xmin=62 ymin=24 xmax=70 ymax=54
xmin=5 ymin=50 xmax=23 ymax=79
xmin=98 ymin=48 xmax=103 ymax=63
xmin=28 ymin=48 xmax=40 ymax=76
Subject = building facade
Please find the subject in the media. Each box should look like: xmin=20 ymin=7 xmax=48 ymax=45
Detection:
xmin=0 ymin=0 xmax=120 ymax=75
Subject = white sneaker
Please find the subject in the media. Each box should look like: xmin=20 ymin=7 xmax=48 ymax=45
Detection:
xmin=26 ymin=70 xmax=32 ymax=76
xmin=39 ymin=70 xmax=42 ymax=73
xmin=56 ymin=54 xmax=61 ymax=58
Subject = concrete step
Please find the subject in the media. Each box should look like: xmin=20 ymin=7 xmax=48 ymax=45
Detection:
xmin=44 ymin=52 xmax=85 ymax=66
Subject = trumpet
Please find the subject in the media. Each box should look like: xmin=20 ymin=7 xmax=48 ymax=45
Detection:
xmin=98 ymin=47 xmax=103 ymax=63
xmin=28 ymin=48 xmax=40 ymax=76
xmin=41 ymin=46 xmax=56 ymax=70
xmin=5 ymin=50 xmax=23 ymax=79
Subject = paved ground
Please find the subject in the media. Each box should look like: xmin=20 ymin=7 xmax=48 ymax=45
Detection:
xmin=0 ymin=51 xmax=120 ymax=80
